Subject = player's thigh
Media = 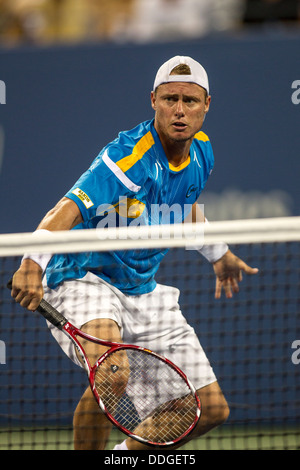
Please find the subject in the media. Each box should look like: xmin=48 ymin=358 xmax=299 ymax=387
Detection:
xmin=77 ymin=319 xmax=130 ymax=399
xmin=197 ymin=381 xmax=230 ymax=424
xmin=76 ymin=318 xmax=122 ymax=366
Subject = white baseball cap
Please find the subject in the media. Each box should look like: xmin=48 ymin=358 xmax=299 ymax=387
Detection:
xmin=153 ymin=56 xmax=209 ymax=94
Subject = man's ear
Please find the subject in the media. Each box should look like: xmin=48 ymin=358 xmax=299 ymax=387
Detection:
xmin=151 ymin=91 xmax=156 ymax=110
xmin=205 ymin=95 xmax=211 ymax=114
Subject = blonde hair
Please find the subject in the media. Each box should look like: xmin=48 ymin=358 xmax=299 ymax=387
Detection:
xmin=170 ymin=64 xmax=192 ymax=75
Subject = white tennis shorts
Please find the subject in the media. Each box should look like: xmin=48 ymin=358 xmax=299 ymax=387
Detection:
xmin=43 ymin=272 xmax=216 ymax=391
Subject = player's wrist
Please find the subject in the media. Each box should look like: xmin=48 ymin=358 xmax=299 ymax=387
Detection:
xmin=21 ymin=257 xmax=43 ymax=273
xmin=21 ymin=229 xmax=53 ymax=273
xmin=198 ymin=242 xmax=229 ymax=263
xmin=197 ymin=218 xmax=229 ymax=263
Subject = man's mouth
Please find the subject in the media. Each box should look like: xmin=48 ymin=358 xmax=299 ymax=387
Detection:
xmin=172 ymin=122 xmax=188 ymax=131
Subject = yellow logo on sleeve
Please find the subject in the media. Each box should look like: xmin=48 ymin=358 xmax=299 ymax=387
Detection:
xmin=116 ymin=198 xmax=145 ymax=219
xmin=72 ymin=188 xmax=94 ymax=209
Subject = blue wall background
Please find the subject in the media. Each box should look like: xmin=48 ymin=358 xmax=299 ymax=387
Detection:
xmin=0 ymin=33 xmax=299 ymax=431
xmin=0 ymin=33 xmax=299 ymax=233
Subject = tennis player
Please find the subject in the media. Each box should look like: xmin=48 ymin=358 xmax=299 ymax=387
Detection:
xmin=10 ymin=56 xmax=258 ymax=450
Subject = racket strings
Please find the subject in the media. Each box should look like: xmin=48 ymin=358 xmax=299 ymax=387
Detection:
xmin=94 ymin=349 xmax=130 ymax=412
xmin=94 ymin=348 xmax=199 ymax=443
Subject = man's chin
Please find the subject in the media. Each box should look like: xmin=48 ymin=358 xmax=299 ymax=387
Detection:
xmin=169 ymin=131 xmax=194 ymax=143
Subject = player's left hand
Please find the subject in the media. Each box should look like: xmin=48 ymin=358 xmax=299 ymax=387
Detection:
xmin=213 ymin=249 xmax=259 ymax=299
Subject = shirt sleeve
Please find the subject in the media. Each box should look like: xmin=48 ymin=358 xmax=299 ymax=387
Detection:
xmin=204 ymin=139 xmax=215 ymax=176
xmin=192 ymin=133 xmax=215 ymax=198
xmin=65 ymin=144 xmax=147 ymax=221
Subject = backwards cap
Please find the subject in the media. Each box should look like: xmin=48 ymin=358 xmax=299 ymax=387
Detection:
xmin=153 ymin=56 xmax=209 ymax=94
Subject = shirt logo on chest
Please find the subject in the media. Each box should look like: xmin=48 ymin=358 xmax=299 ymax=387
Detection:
xmin=186 ymin=184 xmax=198 ymax=198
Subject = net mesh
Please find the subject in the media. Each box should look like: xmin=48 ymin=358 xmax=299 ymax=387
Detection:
xmin=0 ymin=218 xmax=299 ymax=450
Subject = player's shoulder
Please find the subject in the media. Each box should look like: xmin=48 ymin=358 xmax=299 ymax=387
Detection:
xmin=89 ymin=120 xmax=155 ymax=191
xmin=193 ymin=131 xmax=213 ymax=157
xmin=192 ymin=130 xmax=214 ymax=171
xmin=106 ymin=120 xmax=155 ymax=166
xmin=89 ymin=120 xmax=155 ymax=174
xmin=193 ymin=130 xmax=210 ymax=143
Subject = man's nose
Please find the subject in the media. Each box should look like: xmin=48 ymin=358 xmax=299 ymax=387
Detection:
xmin=175 ymin=100 xmax=184 ymax=116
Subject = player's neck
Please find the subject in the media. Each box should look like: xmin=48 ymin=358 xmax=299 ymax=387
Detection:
xmin=158 ymin=132 xmax=192 ymax=168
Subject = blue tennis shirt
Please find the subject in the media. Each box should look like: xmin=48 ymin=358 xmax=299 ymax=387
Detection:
xmin=45 ymin=119 xmax=214 ymax=294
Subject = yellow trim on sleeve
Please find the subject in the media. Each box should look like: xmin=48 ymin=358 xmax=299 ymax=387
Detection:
xmin=194 ymin=131 xmax=210 ymax=142
xmin=116 ymin=131 xmax=155 ymax=173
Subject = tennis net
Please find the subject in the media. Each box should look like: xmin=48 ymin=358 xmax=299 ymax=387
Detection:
xmin=0 ymin=217 xmax=299 ymax=450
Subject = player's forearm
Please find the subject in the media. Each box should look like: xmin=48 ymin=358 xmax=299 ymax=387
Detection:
xmin=183 ymin=202 xmax=205 ymax=224
xmin=17 ymin=198 xmax=83 ymax=277
xmin=191 ymin=201 xmax=205 ymax=224
xmin=37 ymin=197 xmax=83 ymax=232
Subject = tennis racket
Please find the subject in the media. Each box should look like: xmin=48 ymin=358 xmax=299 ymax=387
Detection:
xmin=8 ymin=280 xmax=201 ymax=447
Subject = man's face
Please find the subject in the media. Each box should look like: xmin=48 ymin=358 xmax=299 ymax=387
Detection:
xmin=151 ymin=82 xmax=211 ymax=144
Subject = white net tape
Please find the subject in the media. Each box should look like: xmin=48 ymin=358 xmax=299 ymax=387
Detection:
xmin=0 ymin=217 xmax=300 ymax=256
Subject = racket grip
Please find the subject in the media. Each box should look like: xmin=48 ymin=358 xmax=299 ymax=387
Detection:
xmin=7 ymin=278 xmax=67 ymax=330
xmin=38 ymin=299 xmax=68 ymax=330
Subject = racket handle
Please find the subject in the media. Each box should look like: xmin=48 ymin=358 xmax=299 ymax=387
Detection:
xmin=7 ymin=278 xmax=68 ymax=330
xmin=38 ymin=299 xmax=68 ymax=330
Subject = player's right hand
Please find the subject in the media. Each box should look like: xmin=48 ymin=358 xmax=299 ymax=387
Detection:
xmin=11 ymin=259 xmax=44 ymax=311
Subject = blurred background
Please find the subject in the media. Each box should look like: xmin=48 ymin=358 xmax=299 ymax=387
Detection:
xmin=0 ymin=0 xmax=299 ymax=47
